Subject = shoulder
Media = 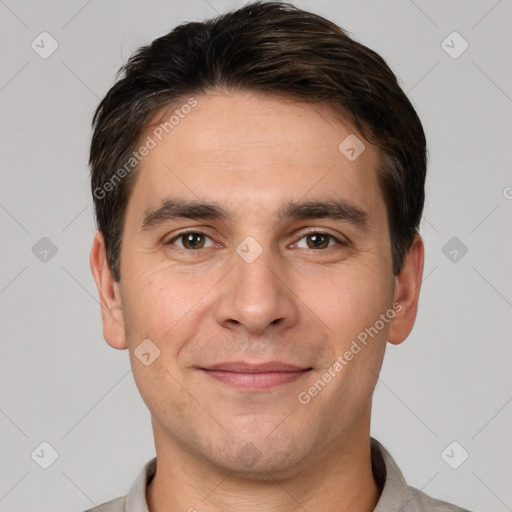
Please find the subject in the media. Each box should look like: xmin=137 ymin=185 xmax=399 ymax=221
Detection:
xmin=403 ymin=485 xmax=473 ymax=512
xmin=80 ymin=456 xmax=156 ymax=512
xmin=371 ymin=438 xmax=473 ymax=512
xmin=81 ymin=495 xmax=126 ymax=512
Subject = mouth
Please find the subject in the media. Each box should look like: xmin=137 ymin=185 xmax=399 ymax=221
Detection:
xmin=199 ymin=362 xmax=313 ymax=391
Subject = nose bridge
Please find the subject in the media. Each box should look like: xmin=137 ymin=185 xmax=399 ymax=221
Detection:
xmin=214 ymin=237 xmax=298 ymax=333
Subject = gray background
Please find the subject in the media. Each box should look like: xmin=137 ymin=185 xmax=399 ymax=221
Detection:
xmin=1 ymin=0 xmax=511 ymax=511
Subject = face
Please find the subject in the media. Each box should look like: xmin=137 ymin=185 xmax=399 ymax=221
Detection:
xmin=91 ymin=89 xmax=423 ymax=479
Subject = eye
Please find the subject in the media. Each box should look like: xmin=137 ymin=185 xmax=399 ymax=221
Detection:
xmin=294 ymin=231 xmax=344 ymax=250
xmin=167 ymin=231 xmax=215 ymax=250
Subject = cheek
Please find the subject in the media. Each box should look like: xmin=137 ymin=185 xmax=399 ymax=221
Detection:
xmin=299 ymin=265 xmax=393 ymax=340
xmin=123 ymin=275 xmax=196 ymax=408
xmin=130 ymin=353 xmax=195 ymax=439
xmin=123 ymin=270 xmax=202 ymax=340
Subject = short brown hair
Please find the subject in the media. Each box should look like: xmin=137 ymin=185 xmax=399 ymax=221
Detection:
xmin=90 ymin=0 xmax=427 ymax=282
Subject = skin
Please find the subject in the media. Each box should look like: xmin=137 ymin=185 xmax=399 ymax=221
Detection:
xmin=90 ymin=89 xmax=424 ymax=512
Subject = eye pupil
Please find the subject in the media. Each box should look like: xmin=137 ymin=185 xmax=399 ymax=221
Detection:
xmin=307 ymin=233 xmax=329 ymax=249
xmin=183 ymin=233 xmax=204 ymax=249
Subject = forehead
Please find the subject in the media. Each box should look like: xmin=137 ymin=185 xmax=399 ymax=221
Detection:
xmin=130 ymin=90 xmax=384 ymax=222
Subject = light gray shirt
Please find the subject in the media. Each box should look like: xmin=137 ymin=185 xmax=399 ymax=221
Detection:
xmin=83 ymin=438 xmax=472 ymax=511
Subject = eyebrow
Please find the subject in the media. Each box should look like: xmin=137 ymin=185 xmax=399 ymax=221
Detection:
xmin=140 ymin=199 xmax=228 ymax=232
xmin=139 ymin=197 xmax=370 ymax=233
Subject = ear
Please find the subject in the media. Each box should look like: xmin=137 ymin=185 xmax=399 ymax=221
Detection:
xmin=89 ymin=230 xmax=127 ymax=350
xmin=387 ymin=234 xmax=424 ymax=346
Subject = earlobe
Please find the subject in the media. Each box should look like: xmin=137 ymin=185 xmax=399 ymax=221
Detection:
xmin=387 ymin=234 xmax=425 ymax=346
xmin=89 ymin=230 xmax=128 ymax=350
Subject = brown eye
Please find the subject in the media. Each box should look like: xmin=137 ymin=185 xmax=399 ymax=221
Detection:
xmin=296 ymin=232 xmax=342 ymax=250
xmin=168 ymin=232 xmax=213 ymax=250
xmin=306 ymin=233 xmax=330 ymax=249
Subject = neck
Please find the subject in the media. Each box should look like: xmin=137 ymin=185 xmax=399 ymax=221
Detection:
xmin=146 ymin=418 xmax=380 ymax=512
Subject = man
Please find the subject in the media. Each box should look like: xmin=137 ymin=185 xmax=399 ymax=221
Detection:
xmin=87 ymin=1 xmax=471 ymax=511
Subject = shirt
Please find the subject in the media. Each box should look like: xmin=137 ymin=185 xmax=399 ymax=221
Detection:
xmin=83 ymin=438 xmax=472 ymax=511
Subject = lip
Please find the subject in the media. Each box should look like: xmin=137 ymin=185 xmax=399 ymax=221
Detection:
xmin=202 ymin=361 xmax=311 ymax=373
xmin=200 ymin=362 xmax=313 ymax=391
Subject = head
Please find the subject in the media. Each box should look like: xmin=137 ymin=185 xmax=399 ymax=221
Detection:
xmin=90 ymin=1 xmax=425 ymax=478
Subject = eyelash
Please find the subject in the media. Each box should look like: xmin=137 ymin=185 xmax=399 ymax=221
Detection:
xmin=165 ymin=229 xmax=346 ymax=252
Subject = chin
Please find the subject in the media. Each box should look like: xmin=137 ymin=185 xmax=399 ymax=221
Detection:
xmin=204 ymin=431 xmax=310 ymax=481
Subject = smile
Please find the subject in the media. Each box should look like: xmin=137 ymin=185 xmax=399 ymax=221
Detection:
xmin=200 ymin=368 xmax=312 ymax=391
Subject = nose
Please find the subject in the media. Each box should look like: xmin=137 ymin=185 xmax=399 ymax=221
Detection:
xmin=214 ymin=242 xmax=300 ymax=335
